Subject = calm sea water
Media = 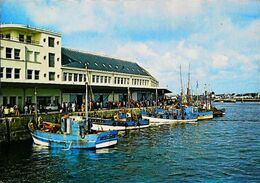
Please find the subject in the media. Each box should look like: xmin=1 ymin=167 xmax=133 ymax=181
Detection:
xmin=0 ymin=103 xmax=260 ymax=182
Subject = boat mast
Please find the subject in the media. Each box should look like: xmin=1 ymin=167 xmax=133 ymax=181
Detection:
xmin=179 ymin=65 xmax=186 ymax=105
xmin=179 ymin=65 xmax=183 ymax=104
xmin=187 ymin=63 xmax=191 ymax=105
xmin=85 ymin=65 xmax=89 ymax=125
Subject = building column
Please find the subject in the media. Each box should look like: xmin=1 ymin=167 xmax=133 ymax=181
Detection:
xmin=155 ymin=88 xmax=158 ymax=106
xmin=127 ymin=87 xmax=131 ymax=108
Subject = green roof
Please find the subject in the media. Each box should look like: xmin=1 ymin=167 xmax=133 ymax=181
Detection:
xmin=61 ymin=47 xmax=150 ymax=76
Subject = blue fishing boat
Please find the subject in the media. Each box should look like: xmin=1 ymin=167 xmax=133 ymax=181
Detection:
xmin=91 ymin=112 xmax=150 ymax=131
xmin=28 ymin=81 xmax=118 ymax=149
xmin=141 ymin=106 xmax=198 ymax=124
xmin=28 ymin=115 xmax=118 ymax=149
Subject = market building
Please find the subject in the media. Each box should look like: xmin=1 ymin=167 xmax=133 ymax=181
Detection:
xmin=0 ymin=24 xmax=170 ymax=111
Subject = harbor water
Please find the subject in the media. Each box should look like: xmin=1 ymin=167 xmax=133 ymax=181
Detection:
xmin=0 ymin=103 xmax=260 ymax=182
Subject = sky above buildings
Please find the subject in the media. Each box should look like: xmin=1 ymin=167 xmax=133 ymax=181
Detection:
xmin=1 ymin=0 xmax=260 ymax=94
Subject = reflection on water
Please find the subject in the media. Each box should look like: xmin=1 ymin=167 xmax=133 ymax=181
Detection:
xmin=0 ymin=103 xmax=260 ymax=182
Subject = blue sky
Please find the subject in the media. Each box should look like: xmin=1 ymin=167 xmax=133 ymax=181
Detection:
xmin=1 ymin=0 xmax=260 ymax=94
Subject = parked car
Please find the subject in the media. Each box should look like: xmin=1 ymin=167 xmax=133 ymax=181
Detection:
xmin=45 ymin=104 xmax=59 ymax=111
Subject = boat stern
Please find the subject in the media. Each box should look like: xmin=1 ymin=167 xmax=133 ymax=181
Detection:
xmin=95 ymin=130 xmax=118 ymax=149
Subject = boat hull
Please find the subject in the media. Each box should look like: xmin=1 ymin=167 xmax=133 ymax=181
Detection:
xmin=92 ymin=123 xmax=150 ymax=131
xmin=197 ymin=115 xmax=213 ymax=120
xmin=142 ymin=115 xmax=198 ymax=124
xmin=90 ymin=118 xmax=150 ymax=132
xmin=29 ymin=123 xmax=118 ymax=149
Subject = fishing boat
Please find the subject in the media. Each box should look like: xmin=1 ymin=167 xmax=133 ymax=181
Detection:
xmin=90 ymin=111 xmax=150 ymax=131
xmin=28 ymin=76 xmax=118 ymax=149
xmin=28 ymin=115 xmax=118 ymax=149
xmin=212 ymin=106 xmax=226 ymax=117
xmin=193 ymin=107 xmax=213 ymax=120
xmin=141 ymin=106 xmax=198 ymax=125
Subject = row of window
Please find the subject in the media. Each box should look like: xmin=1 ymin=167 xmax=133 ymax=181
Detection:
xmin=5 ymin=47 xmax=21 ymax=59
xmin=63 ymin=72 xmax=87 ymax=82
xmin=0 ymin=68 xmax=57 ymax=81
xmin=93 ymin=75 xmax=112 ymax=84
xmin=0 ymin=67 xmax=40 ymax=80
xmin=3 ymin=47 xmax=56 ymax=67
xmin=92 ymin=75 xmax=149 ymax=86
xmin=0 ymin=33 xmax=58 ymax=46
xmin=114 ymin=77 xmax=129 ymax=85
xmin=132 ymin=79 xmax=149 ymax=86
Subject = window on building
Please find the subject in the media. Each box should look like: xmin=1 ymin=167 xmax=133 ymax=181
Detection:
xmin=104 ymin=76 xmax=107 ymax=83
xmin=10 ymin=96 xmax=16 ymax=106
xmin=114 ymin=77 xmax=117 ymax=84
xmin=121 ymin=78 xmax=123 ymax=85
xmin=5 ymin=34 xmax=10 ymax=39
xmin=26 ymin=96 xmax=32 ymax=104
xmin=34 ymin=52 xmax=40 ymax=62
xmin=48 ymin=37 xmax=55 ymax=47
xmin=35 ymin=70 xmax=40 ymax=80
xmin=6 ymin=48 xmax=12 ymax=58
xmin=27 ymin=69 xmax=33 ymax=79
xmin=74 ymin=73 xmax=78 ymax=82
xmin=0 ymin=67 xmax=3 ymax=78
xmin=63 ymin=72 xmax=67 ymax=81
xmin=49 ymin=53 xmax=55 ymax=67
xmin=68 ymin=73 xmax=72 ymax=81
xmin=92 ymin=75 xmax=96 ymax=83
xmin=96 ymin=76 xmax=99 ymax=83
xmin=26 ymin=35 xmax=32 ymax=43
xmin=14 ymin=49 xmax=20 ymax=59
xmin=3 ymin=96 xmax=8 ymax=105
xmin=19 ymin=34 xmax=24 ymax=42
xmin=79 ymin=74 xmax=83 ymax=82
xmin=108 ymin=77 xmax=111 ymax=84
xmin=100 ymin=76 xmax=103 ymax=83
xmin=27 ymin=50 xmax=33 ymax=61
xmin=84 ymin=74 xmax=86 ymax=82
xmin=117 ymin=77 xmax=120 ymax=84
xmin=14 ymin=68 xmax=20 ymax=79
xmin=49 ymin=72 xmax=55 ymax=81
xmin=6 ymin=68 xmax=12 ymax=78
xmin=124 ymin=78 xmax=126 ymax=85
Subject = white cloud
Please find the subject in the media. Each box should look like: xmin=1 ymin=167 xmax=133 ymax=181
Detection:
xmin=211 ymin=54 xmax=229 ymax=68
xmin=14 ymin=0 xmax=260 ymax=92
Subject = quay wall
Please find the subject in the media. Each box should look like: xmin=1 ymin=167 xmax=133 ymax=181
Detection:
xmin=0 ymin=108 xmax=144 ymax=145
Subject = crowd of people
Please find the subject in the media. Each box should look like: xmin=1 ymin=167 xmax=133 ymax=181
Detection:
xmin=0 ymin=98 xmax=175 ymax=118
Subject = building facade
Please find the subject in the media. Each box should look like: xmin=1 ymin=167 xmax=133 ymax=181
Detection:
xmin=0 ymin=24 xmax=169 ymax=110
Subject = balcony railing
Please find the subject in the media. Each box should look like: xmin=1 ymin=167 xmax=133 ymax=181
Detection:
xmin=0 ymin=35 xmax=40 ymax=45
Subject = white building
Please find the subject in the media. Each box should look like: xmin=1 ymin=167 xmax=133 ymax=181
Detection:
xmin=0 ymin=24 xmax=170 ymax=110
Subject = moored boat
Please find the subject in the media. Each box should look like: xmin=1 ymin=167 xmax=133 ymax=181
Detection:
xmin=141 ymin=106 xmax=198 ymax=125
xmin=28 ymin=115 xmax=118 ymax=149
xmin=90 ymin=112 xmax=150 ymax=131
xmin=193 ymin=107 xmax=213 ymax=120
xmin=212 ymin=107 xmax=226 ymax=117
